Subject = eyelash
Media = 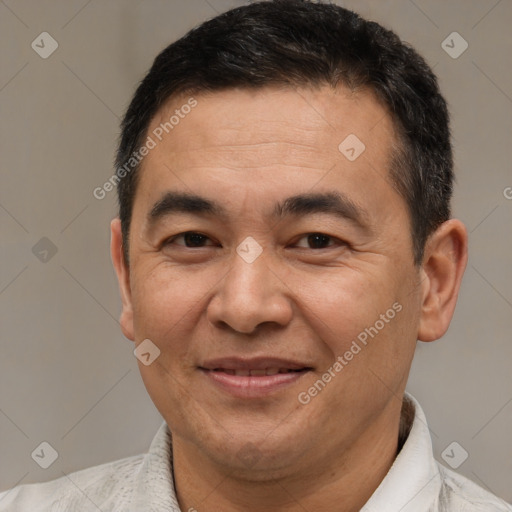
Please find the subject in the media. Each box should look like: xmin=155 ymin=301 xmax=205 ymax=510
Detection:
xmin=163 ymin=231 xmax=346 ymax=250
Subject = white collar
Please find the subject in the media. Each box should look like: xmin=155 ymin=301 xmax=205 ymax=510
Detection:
xmin=362 ymin=392 xmax=441 ymax=511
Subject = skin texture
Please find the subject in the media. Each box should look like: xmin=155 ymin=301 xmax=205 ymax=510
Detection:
xmin=111 ymin=86 xmax=468 ymax=511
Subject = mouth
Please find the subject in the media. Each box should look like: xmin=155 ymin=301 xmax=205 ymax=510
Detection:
xmin=208 ymin=367 xmax=306 ymax=376
xmin=199 ymin=357 xmax=313 ymax=398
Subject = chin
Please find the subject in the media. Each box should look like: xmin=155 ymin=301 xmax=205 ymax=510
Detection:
xmin=194 ymin=420 xmax=310 ymax=477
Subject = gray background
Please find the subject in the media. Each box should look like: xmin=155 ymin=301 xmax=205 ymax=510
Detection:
xmin=1 ymin=0 xmax=511 ymax=504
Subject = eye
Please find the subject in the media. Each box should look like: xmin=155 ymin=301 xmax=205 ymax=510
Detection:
xmin=293 ymin=233 xmax=345 ymax=249
xmin=164 ymin=231 xmax=216 ymax=248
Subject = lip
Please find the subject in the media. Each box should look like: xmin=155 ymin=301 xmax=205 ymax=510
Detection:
xmin=199 ymin=357 xmax=313 ymax=399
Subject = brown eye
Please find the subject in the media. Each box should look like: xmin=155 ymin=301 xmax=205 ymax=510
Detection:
xmin=295 ymin=233 xmax=342 ymax=249
xmin=166 ymin=232 xmax=214 ymax=248
xmin=307 ymin=234 xmax=332 ymax=249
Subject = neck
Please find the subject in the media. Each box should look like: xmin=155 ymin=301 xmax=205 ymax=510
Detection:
xmin=172 ymin=396 xmax=413 ymax=512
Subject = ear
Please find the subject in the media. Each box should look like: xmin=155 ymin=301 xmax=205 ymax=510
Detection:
xmin=110 ymin=218 xmax=135 ymax=341
xmin=417 ymin=219 xmax=468 ymax=342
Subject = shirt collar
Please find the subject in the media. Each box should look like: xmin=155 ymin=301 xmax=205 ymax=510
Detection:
xmin=130 ymin=418 xmax=180 ymax=511
xmin=132 ymin=391 xmax=440 ymax=511
xmin=362 ymin=392 xmax=441 ymax=512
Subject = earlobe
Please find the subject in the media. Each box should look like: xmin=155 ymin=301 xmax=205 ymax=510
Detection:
xmin=417 ymin=219 xmax=468 ymax=342
xmin=110 ymin=218 xmax=135 ymax=341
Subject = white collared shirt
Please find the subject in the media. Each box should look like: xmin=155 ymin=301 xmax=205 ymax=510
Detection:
xmin=1 ymin=393 xmax=510 ymax=511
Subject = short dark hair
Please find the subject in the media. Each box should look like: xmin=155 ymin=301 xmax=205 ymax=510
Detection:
xmin=116 ymin=0 xmax=452 ymax=266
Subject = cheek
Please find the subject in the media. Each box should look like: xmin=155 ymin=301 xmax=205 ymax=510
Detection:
xmin=293 ymin=267 xmax=388 ymax=354
xmin=130 ymin=266 xmax=210 ymax=425
xmin=295 ymin=261 xmax=419 ymax=385
xmin=130 ymin=264 xmax=212 ymax=342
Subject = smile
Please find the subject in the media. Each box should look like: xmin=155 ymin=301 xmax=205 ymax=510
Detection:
xmin=199 ymin=357 xmax=313 ymax=398
xmin=212 ymin=368 xmax=304 ymax=376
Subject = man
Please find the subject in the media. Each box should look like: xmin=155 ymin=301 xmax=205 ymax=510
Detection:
xmin=1 ymin=0 xmax=510 ymax=510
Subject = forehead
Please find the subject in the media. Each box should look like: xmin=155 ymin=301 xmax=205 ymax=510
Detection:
xmin=134 ymin=85 xmax=403 ymax=221
xmin=147 ymin=85 xmax=395 ymax=160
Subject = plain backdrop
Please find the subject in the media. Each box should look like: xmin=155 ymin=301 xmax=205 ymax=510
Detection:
xmin=1 ymin=0 xmax=511 ymax=503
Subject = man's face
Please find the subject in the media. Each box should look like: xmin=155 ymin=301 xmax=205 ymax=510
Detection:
xmin=117 ymin=86 xmax=424 ymax=476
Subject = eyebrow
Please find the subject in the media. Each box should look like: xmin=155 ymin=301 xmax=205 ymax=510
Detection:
xmin=147 ymin=190 xmax=369 ymax=229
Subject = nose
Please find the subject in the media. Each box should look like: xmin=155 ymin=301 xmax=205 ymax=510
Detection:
xmin=206 ymin=248 xmax=294 ymax=335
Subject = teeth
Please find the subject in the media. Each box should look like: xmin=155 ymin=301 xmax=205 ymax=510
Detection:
xmin=216 ymin=368 xmax=298 ymax=376
xmin=249 ymin=369 xmax=266 ymax=376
